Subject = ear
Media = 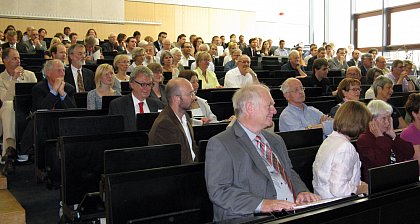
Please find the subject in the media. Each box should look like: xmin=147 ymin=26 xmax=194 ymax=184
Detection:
xmin=244 ymin=101 xmax=255 ymax=114
xmin=129 ymin=82 xmax=135 ymax=90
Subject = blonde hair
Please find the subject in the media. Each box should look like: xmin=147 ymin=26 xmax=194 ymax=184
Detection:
xmin=95 ymin=64 xmax=115 ymax=88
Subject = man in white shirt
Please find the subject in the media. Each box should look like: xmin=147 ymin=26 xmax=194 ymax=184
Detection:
xmin=224 ymin=55 xmax=258 ymax=88
xmin=274 ymin=40 xmax=288 ymax=57
xmin=155 ymin=38 xmax=172 ymax=62
xmin=179 ymin=42 xmax=195 ymax=67
xmin=386 ymin=59 xmax=415 ymax=92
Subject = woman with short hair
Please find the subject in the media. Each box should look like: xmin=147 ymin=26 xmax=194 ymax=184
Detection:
xmin=330 ymin=78 xmax=361 ymax=117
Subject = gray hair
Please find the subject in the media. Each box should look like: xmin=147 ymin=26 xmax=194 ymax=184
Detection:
xmin=288 ymin=50 xmax=299 ymax=59
xmin=113 ymin=54 xmax=130 ymax=69
xmin=231 ymin=48 xmax=242 ymax=55
xmin=372 ymin=75 xmax=393 ymax=97
xmin=170 ymin=47 xmax=182 ymax=55
xmin=232 ymin=84 xmax=270 ymax=117
xmin=280 ymin=77 xmax=301 ymax=93
xmin=367 ymin=99 xmax=393 ymax=117
xmin=129 ymin=66 xmax=153 ymax=83
xmin=131 ymin=47 xmax=145 ymax=60
xmin=84 ymin=35 xmax=96 ymax=46
xmin=44 ymin=59 xmax=63 ymax=73
xmin=361 ymin=53 xmax=373 ymax=61
xmin=198 ymin=43 xmax=209 ymax=52
xmin=160 ymin=50 xmax=173 ymax=65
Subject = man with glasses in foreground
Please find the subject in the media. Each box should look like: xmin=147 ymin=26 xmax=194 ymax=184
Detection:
xmin=148 ymin=78 xmax=199 ymax=164
xmin=224 ymin=55 xmax=259 ymax=88
xmin=279 ymin=78 xmax=333 ymax=137
xmin=108 ymin=66 xmax=164 ymax=131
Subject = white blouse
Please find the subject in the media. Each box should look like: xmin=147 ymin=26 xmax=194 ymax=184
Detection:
xmin=312 ymin=131 xmax=362 ymax=199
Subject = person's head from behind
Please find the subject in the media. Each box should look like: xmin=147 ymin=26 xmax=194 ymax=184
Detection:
xmin=373 ymin=75 xmax=393 ymax=101
xmin=44 ymin=59 xmax=65 ymax=85
xmin=94 ymin=64 xmax=115 ymax=88
xmin=337 ymin=78 xmax=361 ymax=101
xmin=334 ymin=101 xmax=371 ymax=138
xmin=405 ymin=93 xmax=420 ymax=122
xmin=165 ymin=78 xmax=196 ymax=111
xmin=366 ymin=67 xmax=384 ymax=85
xmin=367 ymin=99 xmax=393 ymax=133
xmin=178 ymin=70 xmax=199 ymax=92
xmin=346 ymin=66 xmax=361 ymax=80
xmin=281 ymin=78 xmax=305 ymax=106
xmin=232 ymin=84 xmax=276 ymax=132
xmin=129 ymin=66 xmax=154 ymax=101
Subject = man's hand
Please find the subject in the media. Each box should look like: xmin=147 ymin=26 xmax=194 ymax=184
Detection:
xmin=295 ymin=192 xmax=320 ymax=205
xmin=261 ymin=199 xmax=295 ymax=213
xmin=13 ymin=66 xmax=24 ymax=80
xmin=52 ymin=77 xmax=64 ymax=93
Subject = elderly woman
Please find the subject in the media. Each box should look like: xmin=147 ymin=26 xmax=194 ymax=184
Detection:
xmin=160 ymin=50 xmax=179 ymax=78
xmin=147 ymin=63 xmax=167 ymax=105
xmin=194 ymin=51 xmax=222 ymax=89
xmin=178 ymin=70 xmax=218 ymax=125
xmin=170 ymin=47 xmax=184 ymax=72
xmin=330 ymin=78 xmax=361 ymax=117
xmin=372 ymin=75 xmax=408 ymax=129
xmin=222 ymin=42 xmax=238 ymax=66
xmin=313 ymin=101 xmax=370 ymax=199
xmin=128 ymin=47 xmax=145 ymax=72
xmin=364 ymin=68 xmax=385 ymax=99
xmin=113 ymin=54 xmax=130 ymax=82
xmin=87 ymin=64 xmax=121 ymax=110
xmin=401 ymin=93 xmax=420 ymax=170
xmin=356 ymin=100 xmax=414 ymax=182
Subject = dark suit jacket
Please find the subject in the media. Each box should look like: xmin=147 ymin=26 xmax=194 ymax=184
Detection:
xmin=108 ymin=94 xmax=164 ymax=131
xmin=358 ymin=65 xmax=369 ymax=76
xmin=242 ymin=47 xmax=261 ymax=58
xmin=148 ymin=105 xmax=199 ymax=164
xmin=31 ymin=79 xmax=76 ymax=111
xmin=205 ymin=121 xmax=309 ymax=221
xmin=101 ymin=41 xmax=123 ymax=52
xmin=64 ymin=66 xmax=95 ymax=92
xmin=153 ymin=41 xmax=161 ymax=52
xmin=2 ymin=42 xmax=28 ymax=53
xmin=347 ymin=59 xmax=361 ymax=67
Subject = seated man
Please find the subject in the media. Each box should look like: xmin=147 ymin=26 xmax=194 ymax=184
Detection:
xmin=148 ymin=78 xmax=199 ymax=164
xmin=16 ymin=59 xmax=76 ymax=173
xmin=306 ymin=58 xmax=331 ymax=95
xmin=328 ymin=47 xmax=348 ymax=71
xmin=101 ymin=32 xmax=123 ymax=52
xmin=281 ymin=50 xmax=307 ymax=78
xmin=358 ymin=53 xmax=373 ymax=76
xmin=386 ymin=59 xmax=415 ymax=92
xmin=64 ymin=44 xmax=95 ymax=92
xmin=205 ymin=84 xmax=319 ymax=222
xmin=0 ymin=48 xmax=37 ymax=169
xmin=24 ymin=29 xmax=47 ymax=53
xmin=108 ymin=66 xmax=164 ymax=131
xmin=346 ymin=49 xmax=361 ymax=67
xmin=307 ymin=47 xmax=326 ymax=71
xmin=1 ymin=30 xmax=27 ymax=53
xmin=279 ymin=78 xmax=333 ymax=137
xmin=374 ymin=56 xmax=390 ymax=75
xmin=224 ymin=48 xmax=242 ymax=72
xmin=224 ymin=55 xmax=258 ymax=88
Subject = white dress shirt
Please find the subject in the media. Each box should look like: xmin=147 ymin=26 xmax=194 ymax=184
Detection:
xmin=224 ymin=67 xmax=253 ymax=88
xmin=131 ymin=94 xmax=150 ymax=114
xmin=312 ymin=131 xmax=362 ymax=199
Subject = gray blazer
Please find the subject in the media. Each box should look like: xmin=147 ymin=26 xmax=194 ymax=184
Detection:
xmin=328 ymin=57 xmax=348 ymax=71
xmin=205 ymin=121 xmax=308 ymax=221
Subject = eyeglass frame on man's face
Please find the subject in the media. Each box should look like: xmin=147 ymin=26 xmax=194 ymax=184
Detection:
xmin=133 ymin=80 xmax=154 ymax=88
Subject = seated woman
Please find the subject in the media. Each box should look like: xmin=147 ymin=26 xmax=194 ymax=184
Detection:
xmin=113 ymin=54 xmax=130 ymax=82
xmin=147 ymin=63 xmax=167 ymax=105
xmin=178 ymin=70 xmax=218 ymax=126
xmin=330 ymin=78 xmax=361 ymax=117
xmin=222 ymin=42 xmax=238 ymax=66
xmin=372 ymin=75 xmax=408 ymax=129
xmin=170 ymin=47 xmax=184 ymax=72
xmin=194 ymin=51 xmax=222 ymax=89
xmin=357 ymin=100 xmax=414 ymax=182
xmin=87 ymin=64 xmax=121 ymax=110
xmin=260 ymin=40 xmax=271 ymax=56
xmin=160 ymin=50 xmax=179 ymax=79
xmin=313 ymin=101 xmax=370 ymax=199
xmin=364 ymin=68 xmax=384 ymax=99
xmin=128 ymin=47 xmax=145 ymax=73
xmin=400 ymin=93 xmax=420 ymax=171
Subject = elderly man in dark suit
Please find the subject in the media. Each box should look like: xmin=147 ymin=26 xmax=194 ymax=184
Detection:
xmin=1 ymin=30 xmax=27 ymax=53
xmin=108 ymin=66 xmax=164 ymax=131
xmin=64 ymin=44 xmax=95 ymax=92
xmin=148 ymin=78 xmax=199 ymax=164
xmin=205 ymin=84 xmax=319 ymax=222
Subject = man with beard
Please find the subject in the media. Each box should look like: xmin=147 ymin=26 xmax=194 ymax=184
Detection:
xmin=64 ymin=44 xmax=95 ymax=92
xmin=148 ymin=78 xmax=199 ymax=164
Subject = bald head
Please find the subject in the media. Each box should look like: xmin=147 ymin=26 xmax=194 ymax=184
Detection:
xmin=165 ymin=78 xmax=194 ymax=104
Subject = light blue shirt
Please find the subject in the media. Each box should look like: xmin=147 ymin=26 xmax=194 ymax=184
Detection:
xmin=279 ymin=103 xmax=333 ymax=138
xmin=238 ymin=121 xmax=294 ymax=212
xmin=48 ymin=82 xmax=67 ymax=101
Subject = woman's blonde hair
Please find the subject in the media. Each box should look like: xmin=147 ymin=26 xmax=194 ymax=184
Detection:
xmin=95 ymin=64 xmax=115 ymax=88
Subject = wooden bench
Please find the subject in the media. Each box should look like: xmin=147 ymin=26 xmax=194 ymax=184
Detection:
xmin=0 ymin=189 xmax=26 ymax=224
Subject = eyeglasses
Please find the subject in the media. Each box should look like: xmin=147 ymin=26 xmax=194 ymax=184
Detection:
xmin=134 ymin=80 xmax=153 ymax=88
xmin=287 ymin=87 xmax=305 ymax=93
